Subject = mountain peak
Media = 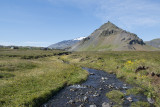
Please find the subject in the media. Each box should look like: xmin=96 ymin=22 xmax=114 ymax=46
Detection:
xmin=99 ymin=21 xmax=120 ymax=31
xmin=69 ymin=21 xmax=153 ymax=51
xmin=107 ymin=21 xmax=113 ymax=25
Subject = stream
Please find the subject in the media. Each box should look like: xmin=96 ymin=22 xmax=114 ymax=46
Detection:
xmin=42 ymin=68 xmax=148 ymax=107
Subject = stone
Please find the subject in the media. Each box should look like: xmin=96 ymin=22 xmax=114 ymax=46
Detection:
xmin=122 ymin=84 xmax=128 ymax=90
xmin=68 ymin=100 xmax=74 ymax=104
xmin=89 ymin=105 xmax=97 ymax=107
xmin=102 ymin=102 xmax=111 ymax=107
xmin=108 ymin=84 xmax=113 ymax=89
xmin=101 ymin=77 xmax=108 ymax=80
xmin=156 ymin=74 xmax=160 ymax=77
xmin=93 ymin=94 xmax=100 ymax=97
xmin=101 ymin=77 xmax=105 ymax=80
xmin=80 ymin=93 xmax=84 ymax=95
xmin=109 ymin=102 xmax=113 ymax=105
xmin=105 ymin=77 xmax=108 ymax=80
xmin=78 ymin=104 xmax=84 ymax=107
xmin=123 ymin=84 xmax=127 ymax=86
xmin=90 ymin=73 xmax=95 ymax=75
xmin=83 ymin=96 xmax=88 ymax=102
xmin=99 ymin=88 xmax=102 ymax=90
xmin=70 ymin=88 xmax=77 ymax=92
xmin=122 ymin=86 xmax=128 ymax=90
xmin=127 ymin=97 xmax=133 ymax=102
xmin=151 ymin=72 xmax=155 ymax=76
xmin=115 ymin=87 xmax=119 ymax=89
xmin=147 ymin=97 xmax=154 ymax=104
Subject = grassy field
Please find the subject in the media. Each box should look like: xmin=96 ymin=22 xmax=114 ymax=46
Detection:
xmin=0 ymin=49 xmax=88 ymax=107
xmin=60 ymin=51 xmax=160 ymax=106
xmin=0 ymin=49 xmax=160 ymax=106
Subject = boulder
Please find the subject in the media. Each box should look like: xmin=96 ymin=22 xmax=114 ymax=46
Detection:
xmin=83 ymin=96 xmax=88 ymax=102
xmin=102 ymin=102 xmax=111 ymax=107
xmin=89 ymin=105 xmax=97 ymax=107
xmin=126 ymin=97 xmax=133 ymax=102
xmin=147 ymin=97 xmax=154 ymax=104
xmin=151 ymin=72 xmax=155 ymax=76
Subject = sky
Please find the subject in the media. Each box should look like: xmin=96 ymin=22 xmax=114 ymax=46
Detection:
xmin=0 ymin=0 xmax=160 ymax=47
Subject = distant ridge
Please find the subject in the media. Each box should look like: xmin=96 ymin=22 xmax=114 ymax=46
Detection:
xmin=145 ymin=38 xmax=160 ymax=49
xmin=69 ymin=21 xmax=155 ymax=51
xmin=48 ymin=37 xmax=86 ymax=50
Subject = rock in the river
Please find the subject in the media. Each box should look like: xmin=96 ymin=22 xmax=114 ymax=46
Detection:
xmin=78 ymin=104 xmax=84 ymax=107
xmin=101 ymin=77 xmax=108 ymax=80
xmin=70 ymin=88 xmax=77 ymax=92
xmin=122 ymin=86 xmax=128 ymax=90
xmin=99 ymin=88 xmax=102 ymax=90
xmin=101 ymin=77 xmax=105 ymax=80
xmin=83 ymin=96 xmax=88 ymax=102
xmin=80 ymin=93 xmax=84 ymax=95
xmin=102 ymin=102 xmax=111 ymax=107
xmin=90 ymin=105 xmax=97 ymax=107
xmin=115 ymin=87 xmax=119 ymax=90
xmin=93 ymin=94 xmax=100 ymax=97
xmin=90 ymin=73 xmax=95 ymax=75
xmin=147 ymin=97 xmax=154 ymax=104
xmin=127 ymin=97 xmax=133 ymax=102
xmin=68 ymin=100 xmax=75 ymax=104
xmin=108 ymin=84 xmax=113 ymax=89
xmin=123 ymin=84 xmax=127 ymax=86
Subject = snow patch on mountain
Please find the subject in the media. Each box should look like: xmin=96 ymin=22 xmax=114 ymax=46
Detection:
xmin=73 ymin=37 xmax=86 ymax=41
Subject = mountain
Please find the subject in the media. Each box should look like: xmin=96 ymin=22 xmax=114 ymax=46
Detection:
xmin=145 ymin=38 xmax=160 ymax=49
xmin=48 ymin=37 xmax=86 ymax=50
xmin=69 ymin=21 xmax=155 ymax=51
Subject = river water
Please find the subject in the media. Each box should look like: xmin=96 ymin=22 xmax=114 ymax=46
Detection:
xmin=42 ymin=68 xmax=148 ymax=107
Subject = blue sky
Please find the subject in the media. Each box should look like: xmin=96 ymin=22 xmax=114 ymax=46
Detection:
xmin=0 ymin=0 xmax=160 ymax=47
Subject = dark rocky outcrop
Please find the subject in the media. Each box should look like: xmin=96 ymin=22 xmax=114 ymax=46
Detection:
xmin=135 ymin=66 xmax=149 ymax=73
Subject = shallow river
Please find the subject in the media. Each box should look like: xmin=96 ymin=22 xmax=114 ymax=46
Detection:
xmin=42 ymin=68 xmax=148 ymax=107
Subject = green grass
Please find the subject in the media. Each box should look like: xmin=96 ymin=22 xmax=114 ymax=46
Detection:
xmin=131 ymin=101 xmax=150 ymax=107
xmin=0 ymin=50 xmax=88 ymax=107
xmin=0 ymin=61 xmax=37 ymax=72
xmin=106 ymin=90 xmax=124 ymax=104
xmin=126 ymin=87 xmax=145 ymax=95
xmin=0 ymin=73 xmax=15 ymax=78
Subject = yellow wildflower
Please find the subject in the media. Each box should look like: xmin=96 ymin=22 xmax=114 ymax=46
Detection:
xmin=127 ymin=60 xmax=132 ymax=64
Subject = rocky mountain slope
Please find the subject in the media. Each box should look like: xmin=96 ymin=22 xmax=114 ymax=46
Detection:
xmin=48 ymin=37 xmax=86 ymax=50
xmin=145 ymin=38 xmax=160 ymax=49
xmin=69 ymin=21 xmax=155 ymax=51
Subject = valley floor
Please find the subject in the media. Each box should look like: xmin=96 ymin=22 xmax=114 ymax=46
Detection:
xmin=0 ymin=49 xmax=160 ymax=106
